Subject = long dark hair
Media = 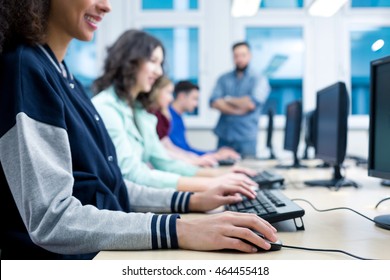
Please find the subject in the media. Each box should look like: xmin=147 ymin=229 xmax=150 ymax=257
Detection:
xmin=93 ymin=29 xmax=165 ymax=106
xmin=0 ymin=0 xmax=51 ymax=54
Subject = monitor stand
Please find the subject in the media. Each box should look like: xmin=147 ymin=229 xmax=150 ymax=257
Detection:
xmin=373 ymin=192 xmax=390 ymax=231
xmin=316 ymin=161 xmax=331 ymax=168
xmin=268 ymin=147 xmax=276 ymax=160
xmin=302 ymin=145 xmax=309 ymax=160
xmin=256 ymin=147 xmax=276 ymax=160
xmin=381 ymin=180 xmax=390 ymax=187
xmin=304 ymin=164 xmax=360 ymax=190
xmin=374 ymin=215 xmax=390 ymax=230
xmin=275 ymin=153 xmax=308 ymax=169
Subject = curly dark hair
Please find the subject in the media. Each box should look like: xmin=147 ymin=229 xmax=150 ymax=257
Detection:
xmin=92 ymin=29 xmax=165 ymax=106
xmin=0 ymin=0 xmax=50 ymax=53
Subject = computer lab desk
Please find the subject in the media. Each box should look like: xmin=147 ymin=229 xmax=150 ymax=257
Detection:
xmin=94 ymin=159 xmax=390 ymax=260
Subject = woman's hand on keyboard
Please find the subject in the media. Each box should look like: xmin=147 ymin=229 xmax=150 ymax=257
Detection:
xmin=191 ymin=154 xmax=218 ymax=167
xmin=176 ymin=212 xmax=278 ymax=252
xmin=188 ymin=184 xmax=256 ymax=212
xmin=209 ymin=172 xmax=257 ymax=189
xmin=230 ymin=166 xmax=258 ymax=177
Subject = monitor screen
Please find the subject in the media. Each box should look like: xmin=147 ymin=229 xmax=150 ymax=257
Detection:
xmin=284 ymin=101 xmax=302 ymax=153
xmin=368 ymin=55 xmax=390 ymax=180
xmin=266 ymin=108 xmax=274 ymax=148
xmin=265 ymin=108 xmax=276 ymax=159
xmin=304 ymin=109 xmax=317 ymax=148
xmin=368 ymin=55 xmax=390 ymax=231
xmin=315 ymin=82 xmax=348 ymax=165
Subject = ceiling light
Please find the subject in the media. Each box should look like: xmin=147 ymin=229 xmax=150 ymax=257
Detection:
xmin=371 ymin=39 xmax=385 ymax=52
xmin=308 ymin=0 xmax=348 ymax=17
xmin=231 ymin=0 xmax=261 ymax=18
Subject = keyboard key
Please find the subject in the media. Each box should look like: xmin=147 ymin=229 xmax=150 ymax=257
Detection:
xmin=226 ymin=189 xmax=305 ymax=223
xmin=250 ymin=170 xmax=285 ymax=188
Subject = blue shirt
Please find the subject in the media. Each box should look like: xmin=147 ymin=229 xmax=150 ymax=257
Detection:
xmin=209 ymin=68 xmax=270 ymax=142
xmin=169 ymin=106 xmax=213 ymax=156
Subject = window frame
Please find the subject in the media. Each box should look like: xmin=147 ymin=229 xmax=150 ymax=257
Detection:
xmin=342 ymin=5 xmax=390 ymax=129
xmin=121 ymin=0 xmax=208 ymax=127
xmin=96 ymin=0 xmax=390 ymax=130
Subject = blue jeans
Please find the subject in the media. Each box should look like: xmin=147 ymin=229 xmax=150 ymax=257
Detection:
xmin=217 ymin=138 xmax=257 ymax=158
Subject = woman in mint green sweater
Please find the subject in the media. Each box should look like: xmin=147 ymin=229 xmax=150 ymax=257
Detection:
xmin=92 ymin=30 xmax=256 ymax=192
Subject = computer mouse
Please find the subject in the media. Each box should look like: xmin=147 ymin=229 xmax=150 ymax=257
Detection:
xmin=218 ymin=158 xmax=236 ymax=166
xmin=240 ymin=232 xmax=283 ymax=252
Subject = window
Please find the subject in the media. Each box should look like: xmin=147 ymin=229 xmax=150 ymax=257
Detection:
xmin=65 ymin=37 xmax=98 ymax=97
xmin=351 ymin=0 xmax=390 ymax=7
xmin=260 ymin=0 xmax=304 ymax=8
xmin=142 ymin=0 xmax=198 ymax=10
xmin=144 ymin=27 xmax=199 ymax=84
xmin=144 ymin=27 xmax=200 ymax=115
xmin=246 ymin=27 xmax=304 ymax=115
xmin=350 ymin=27 xmax=390 ymax=114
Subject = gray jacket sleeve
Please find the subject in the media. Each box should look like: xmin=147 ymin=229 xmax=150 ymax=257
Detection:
xmin=0 ymin=113 xmax=190 ymax=254
xmin=125 ymin=180 xmax=192 ymax=213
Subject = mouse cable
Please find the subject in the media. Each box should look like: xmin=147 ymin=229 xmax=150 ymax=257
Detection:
xmin=289 ymin=198 xmax=388 ymax=256
xmin=375 ymin=197 xmax=390 ymax=208
xmin=282 ymin=198 xmax=383 ymax=260
xmin=277 ymin=244 xmax=373 ymax=260
xmin=291 ymin=198 xmax=379 ymax=225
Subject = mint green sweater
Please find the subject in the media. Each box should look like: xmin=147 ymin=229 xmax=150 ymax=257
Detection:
xmin=92 ymin=87 xmax=198 ymax=189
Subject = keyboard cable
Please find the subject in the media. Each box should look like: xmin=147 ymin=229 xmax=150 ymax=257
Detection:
xmin=375 ymin=197 xmax=390 ymax=208
xmin=276 ymin=197 xmax=390 ymax=260
xmin=291 ymin=198 xmax=380 ymax=224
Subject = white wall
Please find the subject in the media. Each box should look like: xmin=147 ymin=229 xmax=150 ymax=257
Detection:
xmin=97 ymin=0 xmax=388 ymax=159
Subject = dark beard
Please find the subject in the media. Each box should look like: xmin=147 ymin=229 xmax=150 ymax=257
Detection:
xmin=235 ymin=65 xmax=248 ymax=73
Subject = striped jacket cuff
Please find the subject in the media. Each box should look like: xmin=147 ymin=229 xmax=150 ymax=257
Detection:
xmin=171 ymin=191 xmax=192 ymax=213
xmin=151 ymin=214 xmax=180 ymax=249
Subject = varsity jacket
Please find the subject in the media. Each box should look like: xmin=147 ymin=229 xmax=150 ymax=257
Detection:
xmin=0 ymin=44 xmax=191 ymax=259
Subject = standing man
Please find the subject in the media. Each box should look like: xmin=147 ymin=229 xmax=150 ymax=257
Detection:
xmin=210 ymin=42 xmax=270 ymax=158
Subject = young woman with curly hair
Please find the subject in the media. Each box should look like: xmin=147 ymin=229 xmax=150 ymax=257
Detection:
xmin=92 ymin=30 xmax=258 ymax=191
xmin=0 ymin=0 xmax=277 ymax=260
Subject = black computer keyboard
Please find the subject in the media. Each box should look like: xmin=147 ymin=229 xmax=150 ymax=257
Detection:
xmin=346 ymin=155 xmax=368 ymax=166
xmin=250 ymin=170 xmax=285 ymax=188
xmin=217 ymin=158 xmax=237 ymax=166
xmin=226 ymin=189 xmax=305 ymax=224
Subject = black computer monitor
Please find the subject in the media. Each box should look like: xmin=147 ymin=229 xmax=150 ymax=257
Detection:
xmin=266 ymin=108 xmax=276 ymax=159
xmin=302 ymin=109 xmax=331 ymax=167
xmin=368 ymin=55 xmax=390 ymax=230
xmin=304 ymin=81 xmax=359 ymax=189
xmin=276 ymin=100 xmax=307 ymax=169
xmin=302 ymin=109 xmax=316 ymax=159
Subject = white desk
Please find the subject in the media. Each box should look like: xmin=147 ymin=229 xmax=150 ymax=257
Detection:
xmin=95 ymin=160 xmax=390 ymax=260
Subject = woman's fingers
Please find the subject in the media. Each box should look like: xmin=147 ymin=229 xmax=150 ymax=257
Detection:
xmin=218 ymin=184 xmax=256 ymax=200
xmin=231 ymin=166 xmax=258 ymax=177
xmin=222 ymin=173 xmax=257 ymax=187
